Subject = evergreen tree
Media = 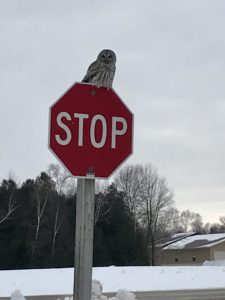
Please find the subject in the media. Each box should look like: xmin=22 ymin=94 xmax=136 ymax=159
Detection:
xmin=0 ymin=168 xmax=148 ymax=270
xmin=93 ymin=184 xmax=147 ymax=266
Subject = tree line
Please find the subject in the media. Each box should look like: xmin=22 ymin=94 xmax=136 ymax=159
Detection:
xmin=0 ymin=163 xmax=224 ymax=270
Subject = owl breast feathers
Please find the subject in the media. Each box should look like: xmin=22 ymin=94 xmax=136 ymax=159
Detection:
xmin=82 ymin=49 xmax=116 ymax=89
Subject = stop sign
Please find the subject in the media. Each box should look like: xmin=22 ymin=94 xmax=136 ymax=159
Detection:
xmin=49 ymin=82 xmax=133 ymax=179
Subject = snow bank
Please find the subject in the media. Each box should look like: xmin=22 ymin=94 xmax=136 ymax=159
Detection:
xmin=2 ymin=266 xmax=225 ymax=298
xmin=92 ymin=280 xmax=136 ymax=300
xmin=55 ymin=280 xmax=136 ymax=300
xmin=92 ymin=280 xmax=107 ymax=300
xmin=11 ymin=290 xmax=26 ymax=300
xmin=203 ymin=260 xmax=225 ymax=266
xmin=110 ymin=290 xmax=137 ymax=300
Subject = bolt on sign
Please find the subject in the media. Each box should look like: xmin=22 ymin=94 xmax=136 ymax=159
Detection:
xmin=49 ymin=82 xmax=133 ymax=179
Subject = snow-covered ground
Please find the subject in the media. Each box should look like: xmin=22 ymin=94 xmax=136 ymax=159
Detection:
xmin=1 ymin=265 xmax=225 ymax=298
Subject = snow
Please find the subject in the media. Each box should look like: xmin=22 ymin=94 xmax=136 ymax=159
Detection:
xmin=92 ymin=280 xmax=108 ymax=300
xmin=91 ymin=281 xmax=136 ymax=300
xmin=1 ymin=266 xmax=225 ymax=298
xmin=10 ymin=281 xmax=136 ymax=300
xmin=203 ymin=260 xmax=225 ymax=266
xmin=110 ymin=290 xmax=137 ymax=300
xmin=172 ymin=232 xmax=194 ymax=238
xmin=164 ymin=233 xmax=225 ymax=249
xmin=11 ymin=290 xmax=26 ymax=300
xmin=92 ymin=280 xmax=105 ymax=299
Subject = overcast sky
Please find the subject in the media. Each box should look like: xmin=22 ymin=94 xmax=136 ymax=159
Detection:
xmin=1 ymin=0 xmax=225 ymax=223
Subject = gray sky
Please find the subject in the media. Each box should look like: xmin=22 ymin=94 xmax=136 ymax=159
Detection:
xmin=1 ymin=0 xmax=225 ymax=223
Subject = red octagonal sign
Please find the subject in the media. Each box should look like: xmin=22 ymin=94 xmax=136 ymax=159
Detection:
xmin=49 ymin=83 xmax=133 ymax=179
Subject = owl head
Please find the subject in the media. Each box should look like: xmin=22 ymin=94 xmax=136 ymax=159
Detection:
xmin=97 ymin=49 xmax=116 ymax=65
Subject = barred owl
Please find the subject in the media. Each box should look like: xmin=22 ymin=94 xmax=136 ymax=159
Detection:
xmin=82 ymin=49 xmax=116 ymax=89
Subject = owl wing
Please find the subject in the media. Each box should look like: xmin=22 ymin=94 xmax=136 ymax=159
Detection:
xmin=82 ymin=61 xmax=99 ymax=83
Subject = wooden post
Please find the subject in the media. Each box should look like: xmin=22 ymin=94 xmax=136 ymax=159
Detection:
xmin=74 ymin=178 xmax=95 ymax=300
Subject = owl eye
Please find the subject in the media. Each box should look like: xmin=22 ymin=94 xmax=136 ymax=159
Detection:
xmin=108 ymin=54 xmax=112 ymax=59
xmin=102 ymin=54 xmax=106 ymax=58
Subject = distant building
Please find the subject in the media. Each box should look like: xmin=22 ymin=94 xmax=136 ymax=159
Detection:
xmin=156 ymin=233 xmax=225 ymax=266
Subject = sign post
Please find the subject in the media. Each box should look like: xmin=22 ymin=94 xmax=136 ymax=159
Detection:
xmin=74 ymin=178 xmax=95 ymax=300
xmin=49 ymin=82 xmax=133 ymax=300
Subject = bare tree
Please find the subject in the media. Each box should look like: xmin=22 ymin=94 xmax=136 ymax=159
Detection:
xmin=219 ymin=216 xmax=225 ymax=230
xmin=51 ymin=194 xmax=64 ymax=257
xmin=95 ymin=180 xmax=109 ymax=194
xmin=209 ymin=222 xmax=222 ymax=233
xmin=114 ymin=164 xmax=142 ymax=231
xmin=115 ymin=164 xmax=173 ymax=265
xmin=94 ymin=190 xmax=112 ymax=225
xmin=158 ymin=207 xmax=182 ymax=236
xmin=47 ymin=163 xmax=76 ymax=195
xmin=47 ymin=163 xmax=76 ymax=257
xmin=0 ymin=185 xmax=19 ymax=225
xmin=31 ymin=172 xmax=54 ymax=257
xmin=180 ymin=210 xmax=194 ymax=232
xmin=31 ymin=190 xmax=49 ymax=257
xmin=191 ymin=213 xmax=203 ymax=233
xmin=94 ymin=180 xmax=107 ymax=223
xmin=137 ymin=164 xmax=173 ymax=265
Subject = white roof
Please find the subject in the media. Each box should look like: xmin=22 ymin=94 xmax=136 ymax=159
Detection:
xmin=164 ymin=233 xmax=225 ymax=250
